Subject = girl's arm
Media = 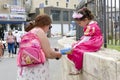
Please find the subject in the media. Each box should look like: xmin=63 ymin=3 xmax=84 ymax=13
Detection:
xmin=73 ymin=36 xmax=91 ymax=48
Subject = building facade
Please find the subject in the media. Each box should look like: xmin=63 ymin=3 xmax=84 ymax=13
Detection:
xmin=26 ymin=0 xmax=79 ymax=13
xmin=0 ymin=0 xmax=26 ymax=33
xmin=0 ymin=0 xmax=79 ymax=38
xmin=24 ymin=0 xmax=79 ymax=37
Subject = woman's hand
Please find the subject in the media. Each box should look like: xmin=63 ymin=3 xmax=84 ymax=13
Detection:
xmin=56 ymin=52 xmax=62 ymax=59
xmin=54 ymin=48 xmax=62 ymax=60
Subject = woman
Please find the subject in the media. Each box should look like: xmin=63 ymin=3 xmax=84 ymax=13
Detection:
xmin=17 ymin=14 xmax=62 ymax=80
xmin=6 ymin=31 xmax=15 ymax=57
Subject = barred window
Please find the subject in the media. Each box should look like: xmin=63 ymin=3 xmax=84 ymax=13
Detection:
xmin=51 ymin=10 xmax=61 ymax=21
xmin=63 ymin=11 xmax=69 ymax=21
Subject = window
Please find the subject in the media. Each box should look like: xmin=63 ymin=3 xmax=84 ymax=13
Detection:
xmin=74 ymin=4 xmax=76 ymax=8
xmin=66 ymin=0 xmax=69 ymax=2
xmin=118 ymin=16 xmax=120 ymax=21
xmin=66 ymin=3 xmax=68 ymax=8
xmin=51 ymin=10 xmax=61 ymax=21
xmin=56 ymin=2 xmax=59 ymax=6
xmin=14 ymin=0 xmax=17 ymax=5
xmin=70 ymin=11 xmax=74 ymax=21
xmin=45 ymin=0 xmax=48 ymax=5
xmin=63 ymin=11 xmax=69 ymax=21
xmin=12 ymin=0 xmax=21 ymax=5
xmin=39 ymin=3 xmax=44 ymax=8
xmin=18 ymin=0 xmax=22 ymax=5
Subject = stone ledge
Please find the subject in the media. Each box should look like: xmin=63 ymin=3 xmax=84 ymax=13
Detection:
xmin=58 ymin=37 xmax=120 ymax=80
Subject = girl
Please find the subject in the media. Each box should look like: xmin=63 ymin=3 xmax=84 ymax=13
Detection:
xmin=67 ymin=7 xmax=103 ymax=75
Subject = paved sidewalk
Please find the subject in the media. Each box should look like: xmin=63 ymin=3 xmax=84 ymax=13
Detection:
xmin=1 ymin=49 xmax=17 ymax=58
xmin=0 ymin=37 xmax=63 ymax=80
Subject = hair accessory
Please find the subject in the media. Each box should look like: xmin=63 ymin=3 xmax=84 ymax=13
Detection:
xmin=72 ymin=11 xmax=83 ymax=19
xmin=81 ymin=7 xmax=87 ymax=10
xmin=29 ymin=20 xmax=35 ymax=25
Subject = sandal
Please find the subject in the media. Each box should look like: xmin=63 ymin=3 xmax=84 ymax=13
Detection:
xmin=69 ymin=70 xmax=81 ymax=75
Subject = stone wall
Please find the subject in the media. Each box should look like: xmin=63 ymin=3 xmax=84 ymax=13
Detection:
xmin=58 ymin=37 xmax=120 ymax=80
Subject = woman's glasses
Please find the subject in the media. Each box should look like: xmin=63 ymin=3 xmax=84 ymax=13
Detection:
xmin=49 ymin=26 xmax=52 ymax=30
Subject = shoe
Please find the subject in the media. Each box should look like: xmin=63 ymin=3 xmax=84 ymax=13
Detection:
xmin=8 ymin=54 xmax=10 ymax=58
xmin=69 ymin=70 xmax=82 ymax=75
xmin=0 ymin=58 xmax=2 ymax=62
xmin=11 ymin=54 xmax=14 ymax=58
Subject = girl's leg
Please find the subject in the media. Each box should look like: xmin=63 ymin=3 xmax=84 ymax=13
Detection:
xmin=0 ymin=49 xmax=2 ymax=60
xmin=14 ymin=47 xmax=16 ymax=54
xmin=0 ymin=48 xmax=4 ymax=61
xmin=67 ymin=50 xmax=84 ymax=75
xmin=8 ymin=43 xmax=11 ymax=57
xmin=11 ymin=43 xmax=15 ymax=57
xmin=14 ymin=45 xmax=17 ymax=54
xmin=2 ymin=49 xmax=4 ymax=57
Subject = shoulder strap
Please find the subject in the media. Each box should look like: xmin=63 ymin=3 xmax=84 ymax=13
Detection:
xmin=21 ymin=32 xmax=40 ymax=42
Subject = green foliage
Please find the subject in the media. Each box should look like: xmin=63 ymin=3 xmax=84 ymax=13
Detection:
xmin=107 ymin=45 xmax=120 ymax=51
xmin=108 ymin=35 xmax=113 ymax=40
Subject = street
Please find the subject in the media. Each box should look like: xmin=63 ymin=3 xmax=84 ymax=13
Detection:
xmin=0 ymin=37 xmax=63 ymax=80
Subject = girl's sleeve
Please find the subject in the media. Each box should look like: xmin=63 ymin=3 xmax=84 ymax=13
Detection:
xmin=84 ymin=26 xmax=95 ymax=36
xmin=73 ymin=36 xmax=91 ymax=48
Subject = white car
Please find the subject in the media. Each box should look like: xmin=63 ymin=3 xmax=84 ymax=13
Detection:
xmin=65 ymin=30 xmax=76 ymax=37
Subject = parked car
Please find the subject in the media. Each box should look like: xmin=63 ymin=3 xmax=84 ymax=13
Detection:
xmin=65 ymin=30 xmax=76 ymax=37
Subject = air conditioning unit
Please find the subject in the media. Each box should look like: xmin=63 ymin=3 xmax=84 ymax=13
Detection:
xmin=3 ymin=3 xmax=9 ymax=9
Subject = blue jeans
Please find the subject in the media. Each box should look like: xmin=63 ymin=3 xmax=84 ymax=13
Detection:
xmin=8 ymin=43 xmax=15 ymax=54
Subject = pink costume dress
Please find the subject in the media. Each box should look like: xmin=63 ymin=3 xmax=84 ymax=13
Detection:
xmin=67 ymin=21 xmax=103 ymax=70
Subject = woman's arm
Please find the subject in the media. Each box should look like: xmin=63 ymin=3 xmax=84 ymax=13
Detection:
xmin=36 ymin=29 xmax=62 ymax=59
